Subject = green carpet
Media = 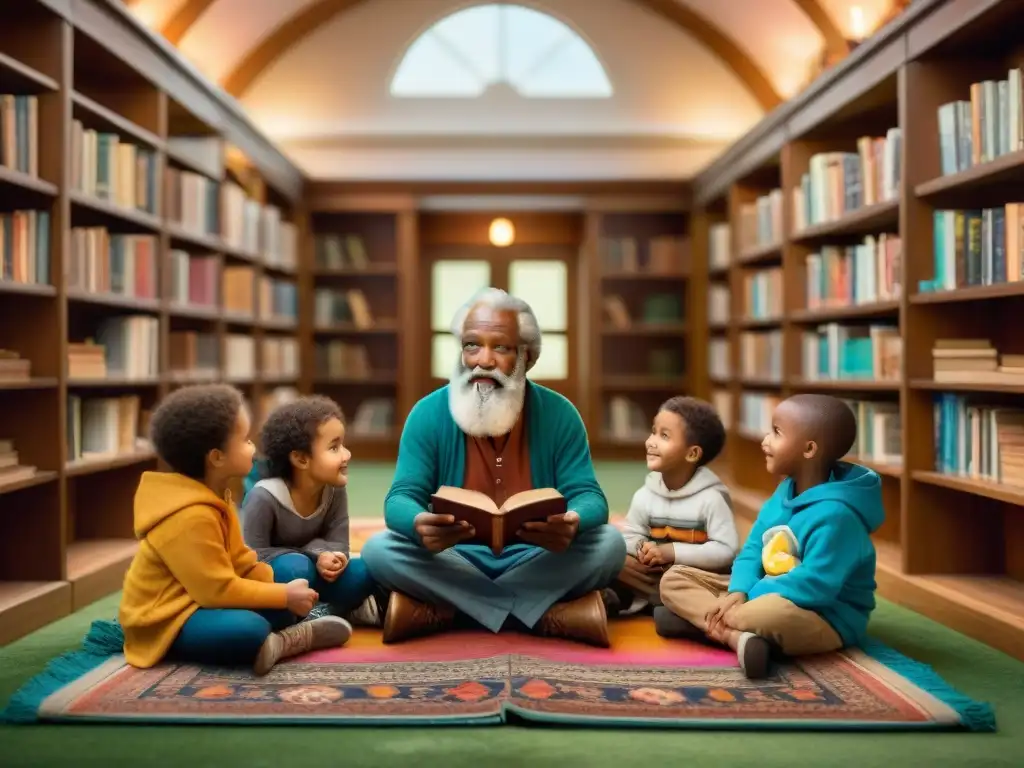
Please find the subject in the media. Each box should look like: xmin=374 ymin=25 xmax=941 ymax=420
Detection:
xmin=1 ymin=462 xmax=1021 ymax=766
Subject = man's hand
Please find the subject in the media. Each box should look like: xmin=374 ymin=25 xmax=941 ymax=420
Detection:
xmin=285 ymin=578 xmax=318 ymax=617
xmin=706 ymin=591 xmax=746 ymax=636
xmin=317 ymin=551 xmax=348 ymax=583
xmin=638 ymin=541 xmax=674 ymax=568
xmin=414 ymin=512 xmax=475 ymax=553
xmin=517 ymin=511 xmax=580 ymax=552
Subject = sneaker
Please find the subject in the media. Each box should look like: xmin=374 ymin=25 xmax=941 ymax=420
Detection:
xmin=736 ymin=631 xmax=771 ymax=679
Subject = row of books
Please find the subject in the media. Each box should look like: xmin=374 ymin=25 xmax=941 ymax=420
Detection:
xmin=167 ymin=332 xmax=299 ymax=382
xmin=598 ymin=236 xmax=690 ymax=275
xmin=936 ymin=68 xmax=1024 ymax=176
xmin=742 ymin=267 xmax=783 ymax=320
xmin=66 ymin=394 xmax=150 ymax=463
xmin=344 ymin=398 xmax=396 ymax=438
xmin=844 ymin=400 xmax=901 ymax=467
xmin=259 ymin=277 xmax=298 ymax=323
xmin=708 ymin=222 xmax=730 ymax=271
xmin=738 ymin=391 xmax=779 ymax=437
xmin=922 ymin=205 xmax=1024 ymax=293
xmin=68 ymin=228 xmax=158 ymax=300
xmin=792 ymin=129 xmax=902 ymax=231
xmin=933 ymin=393 xmax=1023 ymax=487
xmin=67 ymin=316 xmax=159 ymax=381
xmin=165 ymin=167 xmax=218 ymax=237
xmin=223 ymin=266 xmax=257 ymax=317
xmin=739 ymin=330 xmax=782 ymax=382
xmin=603 ymin=293 xmax=685 ymax=328
xmin=604 ymin=395 xmax=653 ymax=441
xmin=71 ymin=121 xmax=158 ymax=216
xmin=800 ymin=323 xmax=902 ymax=382
xmin=1 ymin=95 xmax=38 ymax=177
xmin=225 ymin=335 xmax=256 ymax=381
xmin=708 ymin=283 xmax=730 ymax=326
xmin=0 ymin=209 xmax=50 ymax=286
xmin=805 ymin=234 xmax=903 ymax=309
xmin=169 ymin=251 xmax=217 ymax=308
xmin=709 ymin=337 xmax=730 ymax=380
xmin=0 ymin=349 xmax=31 ymax=382
xmin=0 ymin=438 xmax=38 ymax=489
xmin=738 ymin=189 xmax=783 ymax=252
xmin=711 ymin=389 xmax=732 ymax=432
xmin=931 ymin=339 xmax=1024 ymax=386
xmin=314 ymin=288 xmax=377 ymax=328
xmin=315 ymin=341 xmax=378 ymax=380
xmin=314 ymin=234 xmax=374 ymax=271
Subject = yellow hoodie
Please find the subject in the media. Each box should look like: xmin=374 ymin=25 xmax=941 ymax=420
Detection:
xmin=118 ymin=472 xmax=289 ymax=668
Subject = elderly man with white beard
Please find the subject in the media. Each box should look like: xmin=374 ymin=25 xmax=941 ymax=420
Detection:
xmin=360 ymin=287 xmax=626 ymax=646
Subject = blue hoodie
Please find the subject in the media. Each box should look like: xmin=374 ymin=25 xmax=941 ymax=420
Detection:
xmin=728 ymin=463 xmax=884 ymax=647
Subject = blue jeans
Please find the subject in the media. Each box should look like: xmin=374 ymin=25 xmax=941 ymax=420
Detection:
xmin=268 ymin=552 xmax=376 ymax=616
xmin=167 ymin=554 xmax=375 ymax=666
xmin=361 ymin=524 xmax=626 ymax=632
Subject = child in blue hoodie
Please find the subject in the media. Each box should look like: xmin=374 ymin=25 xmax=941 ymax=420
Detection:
xmin=659 ymin=393 xmax=883 ymax=679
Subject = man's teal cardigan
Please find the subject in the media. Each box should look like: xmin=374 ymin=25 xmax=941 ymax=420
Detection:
xmin=384 ymin=382 xmax=609 ymax=547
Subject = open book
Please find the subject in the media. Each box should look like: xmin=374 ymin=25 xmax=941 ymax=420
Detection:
xmin=430 ymin=486 xmax=567 ymax=554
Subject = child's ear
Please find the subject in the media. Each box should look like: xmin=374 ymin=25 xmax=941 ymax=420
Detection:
xmin=207 ymin=448 xmax=224 ymax=469
xmin=686 ymin=445 xmax=703 ymax=464
xmin=802 ymin=440 xmax=819 ymax=459
xmin=289 ymin=450 xmax=309 ymax=470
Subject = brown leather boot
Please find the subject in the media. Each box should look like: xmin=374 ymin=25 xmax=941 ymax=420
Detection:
xmin=536 ymin=590 xmax=610 ymax=647
xmin=381 ymin=591 xmax=455 ymax=644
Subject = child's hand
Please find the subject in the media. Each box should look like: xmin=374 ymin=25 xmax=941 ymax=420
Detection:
xmin=286 ymin=578 xmax=318 ymax=617
xmin=643 ymin=543 xmax=675 ymax=567
xmin=317 ymin=551 xmax=348 ymax=582
xmin=705 ymin=592 xmax=746 ymax=636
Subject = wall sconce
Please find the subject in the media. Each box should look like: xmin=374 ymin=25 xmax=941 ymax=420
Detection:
xmin=489 ymin=217 xmax=515 ymax=247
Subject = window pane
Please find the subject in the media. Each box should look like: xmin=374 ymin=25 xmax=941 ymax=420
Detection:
xmin=432 ymin=5 xmax=500 ymax=83
xmin=517 ymin=35 xmax=613 ymax=98
xmin=508 ymin=259 xmax=567 ymax=331
xmin=528 ymin=333 xmax=568 ymax=380
xmin=431 ymin=259 xmax=492 ymax=331
xmin=504 ymin=6 xmax=569 ymax=82
xmin=432 ymin=333 xmax=460 ymax=379
xmin=390 ymin=34 xmax=484 ymax=97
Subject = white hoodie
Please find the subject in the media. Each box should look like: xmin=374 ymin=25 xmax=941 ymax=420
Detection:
xmin=621 ymin=466 xmax=739 ymax=573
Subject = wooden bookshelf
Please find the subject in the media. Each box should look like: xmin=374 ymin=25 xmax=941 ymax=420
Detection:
xmin=305 ymin=199 xmax=417 ymax=460
xmin=690 ymin=0 xmax=1024 ymax=661
xmin=589 ymin=206 xmax=691 ymax=458
xmin=0 ymin=0 xmax=303 ymax=645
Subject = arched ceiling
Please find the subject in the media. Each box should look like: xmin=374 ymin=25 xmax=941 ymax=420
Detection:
xmin=124 ymin=0 xmax=901 ymax=181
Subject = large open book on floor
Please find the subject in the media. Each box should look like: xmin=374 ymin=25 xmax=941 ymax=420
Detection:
xmin=430 ymin=486 xmax=567 ymax=554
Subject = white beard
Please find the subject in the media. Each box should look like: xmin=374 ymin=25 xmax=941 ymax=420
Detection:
xmin=448 ymin=353 xmax=527 ymax=437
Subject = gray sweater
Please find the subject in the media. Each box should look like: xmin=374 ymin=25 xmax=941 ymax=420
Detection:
xmin=241 ymin=478 xmax=350 ymax=563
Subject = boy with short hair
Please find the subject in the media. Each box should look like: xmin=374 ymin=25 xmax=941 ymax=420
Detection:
xmin=610 ymin=396 xmax=738 ymax=617
xmin=119 ymin=384 xmax=352 ymax=676
xmin=241 ymin=395 xmax=380 ymax=625
xmin=659 ymin=394 xmax=884 ymax=679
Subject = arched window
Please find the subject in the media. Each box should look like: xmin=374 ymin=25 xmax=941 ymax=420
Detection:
xmin=390 ymin=4 xmax=613 ymax=99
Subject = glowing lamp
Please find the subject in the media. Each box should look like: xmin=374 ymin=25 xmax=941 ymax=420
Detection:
xmin=488 ymin=217 xmax=515 ymax=247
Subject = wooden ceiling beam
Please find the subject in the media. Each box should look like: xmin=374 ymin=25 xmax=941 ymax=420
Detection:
xmin=160 ymin=0 xmax=218 ymax=45
xmin=791 ymin=0 xmax=851 ymax=59
xmin=221 ymin=0 xmax=371 ymax=98
xmin=629 ymin=0 xmax=781 ymax=110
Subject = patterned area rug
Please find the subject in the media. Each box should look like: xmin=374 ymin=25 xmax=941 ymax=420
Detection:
xmin=3 ymin=617 xmax=994 ymax=730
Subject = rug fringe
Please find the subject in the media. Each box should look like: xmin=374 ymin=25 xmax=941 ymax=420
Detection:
xmin=1 ymin=619 xmax=125 ymax=724
xmin=861 ymin=638 xmax=996 ymax=732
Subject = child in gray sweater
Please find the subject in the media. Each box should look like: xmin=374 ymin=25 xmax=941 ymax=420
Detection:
xmin=241 ymin=396 xmax=381 ymax=626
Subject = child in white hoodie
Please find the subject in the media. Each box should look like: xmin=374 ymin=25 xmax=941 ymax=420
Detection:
xmin=611 ymin=396 xmax=739 ymax=622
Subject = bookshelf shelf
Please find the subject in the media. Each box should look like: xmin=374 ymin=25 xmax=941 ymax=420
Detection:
xmin=0 ymin=166 xmax=58 ymax=196
xmin=737 ymin=242 xmax=783 ymax=265
xmin=915 ymin=148 xmax=1024 ymax=198
xmin=601 ymin=323 xmax=687 ymax=337
xmin=0 ymin=0 xmax=305 ymax=645
xmin=691 ymin=0 xmax=1024 ymax=660
xmin=790 ymin=300 xmax=901 ymax=322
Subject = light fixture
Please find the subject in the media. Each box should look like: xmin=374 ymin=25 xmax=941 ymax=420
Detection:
xmin=489 ymin=217 xmax=515 ymax=247
xmin=849 ymin=6 xmax=868 ymax=41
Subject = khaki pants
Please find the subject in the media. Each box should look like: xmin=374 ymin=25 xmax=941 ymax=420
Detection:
xmin=659 ymin=565 xmax=843 ymax=656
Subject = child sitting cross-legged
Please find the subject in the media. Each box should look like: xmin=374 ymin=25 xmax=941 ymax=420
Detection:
xmin=658 ymin=394 xmax=883 ymax=679
xmin=608 ymin=396 xmax=738 ymax=617
xmin=118 ymin=384 xmax=352 ymax=677
xmin=241 ymin=396 xmax=380 ymax=627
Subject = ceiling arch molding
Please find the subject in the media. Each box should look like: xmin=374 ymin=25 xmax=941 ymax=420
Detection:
xmin=218 ymin=0 xmax=784 ymax=110
xmin=160 ymin=0 xmax=218 ymax=44
xmin=791 ymin=0 xmax=850 ymax=60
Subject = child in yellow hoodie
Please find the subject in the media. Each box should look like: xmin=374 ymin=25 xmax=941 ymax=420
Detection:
xmin=119 ymin=384 xmax=352 ymax=675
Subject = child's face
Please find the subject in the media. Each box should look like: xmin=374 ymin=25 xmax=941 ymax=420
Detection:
xmin=645 ymin=409 xmax=696 ymax=472
xmin=306 ymin=417 xmax=351 ymax=487
xmin=762 ymin=401 xmax=810 ymax=476
xmin=215 ymin=407 xmax=256 ymax=478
